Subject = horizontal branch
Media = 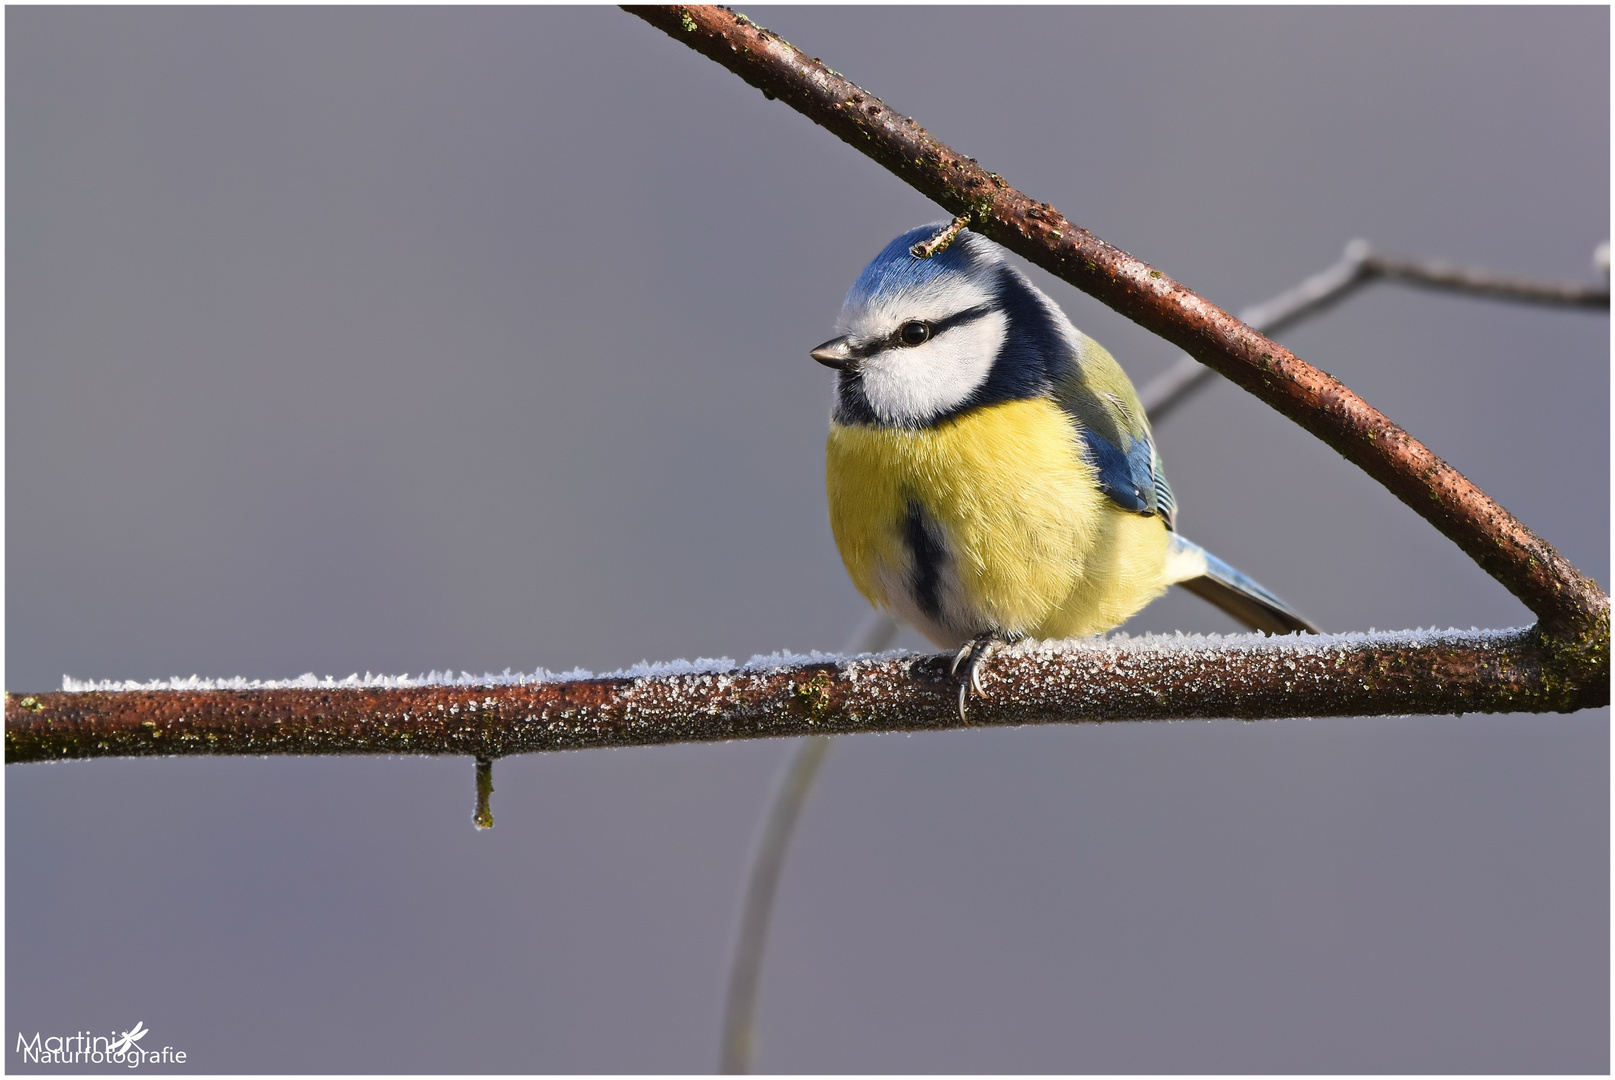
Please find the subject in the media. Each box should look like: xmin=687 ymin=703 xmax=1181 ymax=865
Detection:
xmin=6 ymin=628 xmax=1604 ymax=763
xmin=628 ymin=5 xmax=1607 ymax=645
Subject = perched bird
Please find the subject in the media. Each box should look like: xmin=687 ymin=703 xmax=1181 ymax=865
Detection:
xmin=813 ymin=224 xmax=1318 ymax=714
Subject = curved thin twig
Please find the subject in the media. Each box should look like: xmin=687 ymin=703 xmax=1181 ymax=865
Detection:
xmin=1143 ymin=238 xmax=1609 ymax=422
xmin=719 ymin=610 xmax=897 ymax=1072
xmin=719 ymin=734 xmax=829 ymax=1074
xmin=1363 ymin=249 xmax=1610 ymax=306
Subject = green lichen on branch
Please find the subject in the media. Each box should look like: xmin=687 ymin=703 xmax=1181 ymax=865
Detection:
xmin=793 ymin=669 xmax=836 ymax=724
xmin=1524 ymin=603 xmax=1611 ymax=712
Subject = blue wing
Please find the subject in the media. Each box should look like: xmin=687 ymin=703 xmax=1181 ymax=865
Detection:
xmin=1078 ymin=427 xmax=1173 ymax=523
xmin=1052 ymin=334 xmax=1177 ymax=530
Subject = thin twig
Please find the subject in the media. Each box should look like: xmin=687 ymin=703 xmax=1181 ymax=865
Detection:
xmin=1143 ymin=238 xmax=1609 ymax=422
xmin=719 ymin=610 xmax=898 ymax=1072
xmin=1363 ymin=250 xmax=1610 ymax=307
xmin=909 ymin=214 xmax=972 ymax=258
xmin=474 ymin=757 xmax=495 ymax=830
xmin=625 ymin=5 xmax=1607 ymax=643
xmin=719 ymin=734 xmax=829 ymax=1073
xmin=1139 ymin=238 xmax=1374 ymax=420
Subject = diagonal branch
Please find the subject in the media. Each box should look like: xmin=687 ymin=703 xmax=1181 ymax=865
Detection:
xmin=625 ymin=5 xmax=1607 ymax=645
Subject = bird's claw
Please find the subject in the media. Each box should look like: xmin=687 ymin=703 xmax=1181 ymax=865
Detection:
xmin=950 ymin=641 xmax=974 ymax=678
xmin=951 ymin=633 xmax=1013 ymax=722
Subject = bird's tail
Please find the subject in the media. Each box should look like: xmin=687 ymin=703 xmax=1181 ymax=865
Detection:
xmin=1166 ymin=534 xmax=1320 ymax=635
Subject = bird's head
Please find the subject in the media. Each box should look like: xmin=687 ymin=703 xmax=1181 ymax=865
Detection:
xmin=813 ymin=225 xmax=1075 ymax=428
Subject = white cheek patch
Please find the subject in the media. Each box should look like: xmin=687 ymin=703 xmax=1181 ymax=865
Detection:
xmin=856 ymin=310 xmax=1008 ymax=425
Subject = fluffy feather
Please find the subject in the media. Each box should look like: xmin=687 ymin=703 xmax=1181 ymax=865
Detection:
xmin=827 ymin=398 xmax=1182 ymax=648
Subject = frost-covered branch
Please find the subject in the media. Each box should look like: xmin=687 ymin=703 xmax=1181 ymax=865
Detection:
xmin=5 ymin=627 xmax=1604 ymax=763
xmin=626 ymin=5 xmax=1607 ymax=647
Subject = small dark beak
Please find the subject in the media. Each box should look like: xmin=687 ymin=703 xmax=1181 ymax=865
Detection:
xmin=810 ymin=336 xmax=858 ymax=371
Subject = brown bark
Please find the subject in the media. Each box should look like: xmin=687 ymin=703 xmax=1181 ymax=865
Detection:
xmin=7 ymin=628 xmax=1603 ymax=763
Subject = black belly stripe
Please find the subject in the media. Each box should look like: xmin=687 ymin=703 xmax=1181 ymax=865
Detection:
xmin=903 ymin=501 xmax=946 ymax=623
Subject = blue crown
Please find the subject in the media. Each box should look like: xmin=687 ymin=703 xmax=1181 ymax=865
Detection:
xmin=845 ymin=224 xmax=997 ymax=307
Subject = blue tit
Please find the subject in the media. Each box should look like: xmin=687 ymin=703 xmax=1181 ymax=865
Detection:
xmin=812 ymin=224 xmax=1317 ymax=709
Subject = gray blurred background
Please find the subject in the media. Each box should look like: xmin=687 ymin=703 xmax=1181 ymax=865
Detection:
xmin=7 ymin=6 xmax=1608 ymax=1073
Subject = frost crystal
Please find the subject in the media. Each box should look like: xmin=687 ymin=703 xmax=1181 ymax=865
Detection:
xmin=57 ymin=628 xmax=1522 ymax=693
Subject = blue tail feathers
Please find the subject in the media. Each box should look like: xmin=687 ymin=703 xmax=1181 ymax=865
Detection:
xmin=1170 ymin=535 xmax=1319 ymax=635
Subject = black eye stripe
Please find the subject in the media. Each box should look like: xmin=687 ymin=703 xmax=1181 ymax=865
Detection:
xmin=852 ymin=303 xmax=1000 ymax=357
xmin=916 ymin=303 xmax=995 ymax=340
xmin=884 ymin=304 xmax=996 ymax=348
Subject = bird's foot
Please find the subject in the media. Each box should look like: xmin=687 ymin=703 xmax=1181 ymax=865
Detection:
xmin=949 ymin=632 xmax=1019 ymax=722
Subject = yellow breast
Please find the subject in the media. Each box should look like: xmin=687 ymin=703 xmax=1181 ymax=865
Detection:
xmin=826 ymin=398 xmax=1175 ymax=646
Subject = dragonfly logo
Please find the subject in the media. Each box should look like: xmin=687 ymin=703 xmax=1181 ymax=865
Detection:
xmin=15 ymin=1021 xmax=187 ymax=1067
xmin=107 ymin=1022 xmax=148 ymax=1055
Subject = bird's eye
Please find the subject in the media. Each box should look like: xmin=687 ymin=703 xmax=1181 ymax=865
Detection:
xmin=898 ymin=321 xmax=931 ymax=346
